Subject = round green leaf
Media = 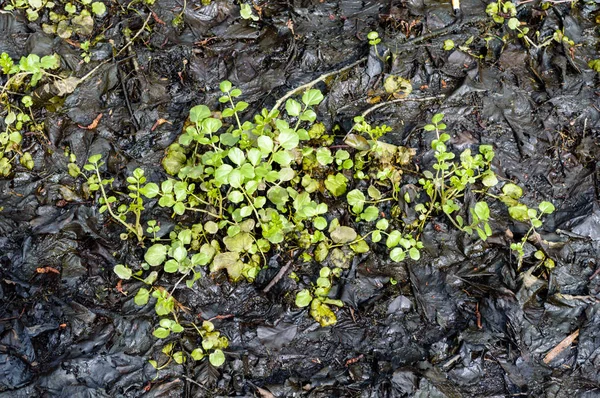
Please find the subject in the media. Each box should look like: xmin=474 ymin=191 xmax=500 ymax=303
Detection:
xmin=113 ymin=264 xmax=132 ymax=280
xmin=376 ymin=219 xmax=389 ymax=230
xmin=278 ymin=130 xmax=299 ymax=150
xmin=153 ymin=327 xmax=170 ymax=339
xmin=538 ymin=201 xmax=555 ymax=215
xmin=295 ymin=289 xmax=313 ymax=307
xmin=134 ymin=288 xmax=149 ymax=306
xmin=313 ymin=216 xmax=328 ymax=230
xmin=91 ymin=1 xmax=106 ymax=16
xmin=386 ymin=230 xmax=401 ymax=248
xmin=330 ymin=226 xmax=357 ymax=244
xmin=145 ymin=244 xmax=167 ymax=266
xmin=189 ymin=105 xmax=211 ymax=123
xmin=209 ymin=349 xmax=226 ymax=367
xmin=389 ymin=248 xmax=405 ymax=262
xmin=301 ymin=89 xmax=324 ymax=106
xmin=409 ymin=247 xmax=420 ymax=261
xmin=191 ymin=348 xmax=205 ymax=360
xmin=286 ymin=98 xmax=302 ymax=117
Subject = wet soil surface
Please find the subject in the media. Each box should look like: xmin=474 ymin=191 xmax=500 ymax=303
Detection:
xmin=1 ymin=0 xmax=600 ymax=396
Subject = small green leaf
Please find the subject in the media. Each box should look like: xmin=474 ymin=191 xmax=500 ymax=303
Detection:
xmin=371 ymin=230 xmax=382 ymax=243
xmin=191 ymin=348 xmax=204 ymax=360
xmin=302 ymin=89 xmax=324 ymax=106
xmin=153 ymin=327 xmax=170 ymax=339
xmin=228 ymin=147 xmax=245 ymax=165
xmin=295 ymin=289 xmax=313 ymax=307
xmin=88 ymin=154 xmax=102 ymax=163
xmin=134 ymin=288 xmax=150 ymax=306
xmin=376 ymin=219 xmax=389 ymax=230
xmin=240 ymin=3 xmax=259 ymax=20
xmin=164 ymin=259 xmax=179 ymax=273
xmin=330 ymin=226 xmax=357 ymax=244
xmin=347 ymin=189 xmax=365 ymax=212
xmin=360 ymin=206 xmax=379 ymax=222
xmin=140 ymin=182 xmax=159 ymax=198
xmin=91 ymin=1 xmax=106 ymax=16
xmin=209 ymin=349 xmax=226 ymax=367
xmin=409 ymin=247 xmax=420 ymax=260
xmin=285 ymin=98 xmax=302 ymax=117
xmin=482 ymin=171 xmax=498 ymax=187
xmin=113 ymin=264 xmax=132 ymax=280
xmin=502 ymin=183 xmax=523 ymax=199
xmin=220 ymin=81 xmax=232 ymax=93
xmin=431 ymin=113 xmax=444 ymax=124
xmin=257 ymin=135 xmax=273 ymax=154
xmin=473 ymin=202 xmax=490 ymax=221
xmin=313 ymin=216 xmax=328 ymax=230
xmin=508 ymin=204 xmax=529 ymax=222
xmin=538 ymin=201 xmax=555 ymax=215
xmin=389 ymin=248 xmax=405 ymax=262
xmin=386 ymin=230 xmax=402 ymax=248
xmin=278 ymin=130 xmax=299 ymax=150
xmin=145 ymin=244 xmax=167 ymax=266
xmin=344 ymin=134 xmax=370 ymax=150
xmin=189 ymin=105 xmax=211 ymax=123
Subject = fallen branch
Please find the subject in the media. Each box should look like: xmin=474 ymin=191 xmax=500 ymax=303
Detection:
xmin=271 ymin=57 xmax=368 ymax=112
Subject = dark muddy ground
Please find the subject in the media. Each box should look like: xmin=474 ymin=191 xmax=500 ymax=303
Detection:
xmin=1 ymin=0 xmax=600 ymax=396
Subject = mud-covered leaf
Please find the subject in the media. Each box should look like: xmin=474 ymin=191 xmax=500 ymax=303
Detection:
xmin=330 ymin=226 xmax=357 ymax=244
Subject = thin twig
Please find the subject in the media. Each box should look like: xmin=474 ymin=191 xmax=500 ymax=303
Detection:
xmin=77 ymin=13 xmax=152 ymax=87
xmin=543 ymin=329 xmax=580 ymax=364
xmin=360 ymin=94 xmax=446 ymax=118
xmin=262 ymin=260 xmax=293 ymax=293
xmin=271 ymin=57 xmax=368 ymax=112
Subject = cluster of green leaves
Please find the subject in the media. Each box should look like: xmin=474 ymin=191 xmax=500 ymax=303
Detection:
xmin=149 ymin=320 xmax=227 ymax=369
xmin=101 ymin=81 xmax=424 ymax=329
xmin=417 ymin=114 xmax=555 ymax=266
xmin=1 ymin=53 xmax=60 ymax=176
xmin=4 ymin=0 xmax=106 ymax=37
xmin=485 ymin=0 xmax=517 ymax=24
xmin=486 ymin=0 xmax=578 ymax=50
xmin=113 ymin=259 xmax=228 ymax=367
xmin=416 ymin=114 xmax=497 ymax=241
xmin=498 ymin=183 xmax=555 ymax=266
xmin=68 ymin=153 xmax=158 ymax=242
xmin=295 ymin=266 xmax=344 ymax=327
xmin=240 ymin=3 xmax=259 ymax=21
xmin=74 ymin=81 xmax=558 ymax=370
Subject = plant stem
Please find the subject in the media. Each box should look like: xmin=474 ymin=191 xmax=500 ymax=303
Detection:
xmin=94 ymin=165 xmax=143 ymax=242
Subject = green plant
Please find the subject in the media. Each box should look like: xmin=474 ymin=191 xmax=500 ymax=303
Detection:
xmin=416 ymin=114 xmax=555 ymax=266
xmin=68 ymin=154 xmax=158 ymax=242
xmin=1 ymin=52 xmax=61 ymax=176
xmin=496 ymin=183 xmax=555 ymax=267
xmin=295 ymin=266 xmax=344 ymax=327
xmin=72 ymin=80 xmax=557 ymax=370
xmin=416 ymin=114 xmax=498 ymax=241
xmin=485 ymin=0 xmax=516 ymax=24
xmin=240 ymin=3 xmax=258 ymax=21
xmin=443 ymin=39 xmax=455 ymax=51
xmin=4 ymin=0 xmax=107 ymax=37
